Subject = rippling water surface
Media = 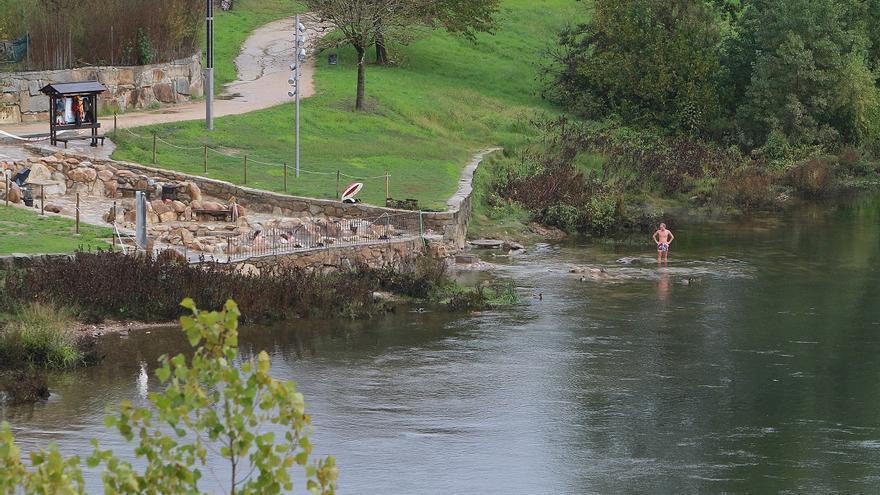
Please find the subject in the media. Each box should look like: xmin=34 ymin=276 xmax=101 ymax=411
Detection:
xmin=4 ymin=196 xmax=880 ymax=494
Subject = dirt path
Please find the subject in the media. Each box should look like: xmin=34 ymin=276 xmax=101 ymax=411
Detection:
xmin=0 ymin=14 xmax=326 ymax=141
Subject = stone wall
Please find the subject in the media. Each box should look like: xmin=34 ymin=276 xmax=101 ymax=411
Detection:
xmin=25 ymin=145 xmax=492 ymax=248
xmin=0 ymin=53 xmax=202 ymax=124
xmin=231 ymin=238 xmax=429 ymax=276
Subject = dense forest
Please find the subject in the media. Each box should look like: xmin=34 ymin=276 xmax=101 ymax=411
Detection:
xmin=483 ymin=0 xmax=880 ymax=236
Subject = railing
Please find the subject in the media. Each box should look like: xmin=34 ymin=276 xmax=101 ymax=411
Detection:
xmin=223 ymin=211 xmax=423 ymax=261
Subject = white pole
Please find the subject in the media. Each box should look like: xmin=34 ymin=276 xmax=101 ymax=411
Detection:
xmin=295 ymin=14 xmax=301 ymax=178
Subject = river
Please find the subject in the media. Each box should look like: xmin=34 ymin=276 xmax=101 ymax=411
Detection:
xmin=3 ymin=195 xmax=880 ymax=494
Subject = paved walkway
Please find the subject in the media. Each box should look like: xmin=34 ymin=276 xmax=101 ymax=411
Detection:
xmin=0 ymin=14 xmax=326 ymax=140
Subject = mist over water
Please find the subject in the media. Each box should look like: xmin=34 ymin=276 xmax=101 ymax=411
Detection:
xmin=4 ymin=195 xmax=880 ymax=494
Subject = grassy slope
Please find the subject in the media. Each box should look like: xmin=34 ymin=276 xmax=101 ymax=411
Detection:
xmin=0 ymin=206 xmax=113 ymax=255
xmin=110 ymin=0 xmax=582 ymax=210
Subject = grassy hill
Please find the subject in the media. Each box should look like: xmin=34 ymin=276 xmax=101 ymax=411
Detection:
xmin=109 ymin=0 xmax=583 ymax=210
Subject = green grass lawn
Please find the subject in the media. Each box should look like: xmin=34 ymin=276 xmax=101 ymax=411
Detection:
xmin=0 ymin=206 xmax=113 ymax=255
xmin=110 ymin=0 xmax=584 ymax=210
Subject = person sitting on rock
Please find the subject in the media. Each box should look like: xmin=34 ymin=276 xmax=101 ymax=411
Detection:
xmin=252 ymin=230 xmax=267 ymax=249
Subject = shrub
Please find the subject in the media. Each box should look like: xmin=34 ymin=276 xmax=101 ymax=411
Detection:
xmin=718 ymin=167 xmax=778 ymax=210
xmin=0 ymin=303 xmax=81 ymax=369
xmin=0 ymin=252 xmax=453 ymax=323
xmin=1 ymin=300 xmax=338 ymax=494
xmin=786 ymin=157 xmax=836 ymax=197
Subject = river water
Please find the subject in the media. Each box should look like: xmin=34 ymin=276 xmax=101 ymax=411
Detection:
xmin=4 ymin=195 xmax=880 ymax=493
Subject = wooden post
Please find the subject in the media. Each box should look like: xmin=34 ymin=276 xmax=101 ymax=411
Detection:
xmin=75 ymin=193 xmax=80 ymax=233
xmin=40 ymin=184 xmax=45 ymax=216
xmin=203 ymin=144 xmax=208 ymax=174
xmin=243 ymin=155 xmax=248 ymax=184
xmin=284 ymin=162 xmax=288 ymax=192
xmin=152 ymin=134 xmax=157 ymax=164
xmin=4 ymin=175 xmax=8 ymax=207
xmin=385 ymin=171 xmax=389 ymax=200
xmin=336 ymin=170 xmax=340 ymax=200
xmin=113 ymin=112 xmax=117 ymax=134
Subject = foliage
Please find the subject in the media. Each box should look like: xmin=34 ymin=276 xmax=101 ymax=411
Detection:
xmin=0 ymin=0 xmax=202 ymax=70
xmin=0 ymin=303 xmax=81 ymax=370
xmin=0 ymin=300 xmax=338 ymax=495
xmin=111 ymin=0 xmax=580 ymax=210
xmin=545 ymin=0 xmax=723 ymax=133
xmin=785 ymin=156 xmax=837 ymax=198
xmin=0 ymin=252 xmax=458 ymax=323
xmin=544 ymin=0 xmax=880 ymax=153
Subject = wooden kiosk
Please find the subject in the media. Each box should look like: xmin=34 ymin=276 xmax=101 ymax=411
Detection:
xmin=39 ymin=81 xmax=107 ymax=147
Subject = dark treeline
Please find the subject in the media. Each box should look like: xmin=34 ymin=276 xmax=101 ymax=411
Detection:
xmin=545 ymin=0 xmax=880 ymax=155
xmin=0 ymin=0 xmax=202 ymax=69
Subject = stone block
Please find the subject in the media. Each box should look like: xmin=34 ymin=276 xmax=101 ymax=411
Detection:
xmin=0 ymin=104 xmax=21 ymax=124
xmin=175 ymin=77 xmax=190 ymax=95
xmin=153 ymin=83 xmax=175 ymax=103
xmin=28 ymin=79 xmax=42 ymax=96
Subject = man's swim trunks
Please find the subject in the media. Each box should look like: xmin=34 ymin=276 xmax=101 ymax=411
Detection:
xmin=657 ymin=242 xmax=669 ymax=252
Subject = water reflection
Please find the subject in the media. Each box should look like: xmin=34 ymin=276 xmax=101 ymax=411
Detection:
xmin=3 ymin=195 xmax=880 ymax=493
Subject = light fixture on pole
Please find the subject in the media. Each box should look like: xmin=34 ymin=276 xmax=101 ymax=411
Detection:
xmin=205 ymin=0 xmax=214 ymax=130
xmin=288 ymin=16 xmax=307 ymax=178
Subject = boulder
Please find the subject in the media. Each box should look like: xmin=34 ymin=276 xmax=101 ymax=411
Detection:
xmin=29 ymin=163 xmax=52 ymax=181
xmin=97 ymin=170 xmax=114 ymax=182
xmin=171 ymin=200 xmax=186 ymax=213
xmin=190 ymin=199 xmax=203 ymax=210
xmin=171 ymin=227 xmax=194 ymax=245
xmin=186 ymin=182 xmax=202 ymax=202
xmin=7 ymin=183 xmax=21 ymax=203
xmin=68 ymin=167 xmax=97 ymax=183
xmin=103 ymin=180 xmax=118 ymax=198
xmin=154 ymin=204 xmax=172 ymax=216
xmin=44 ymin=203 xmax=62 ymax=214
xmin=159 ymin=211 xmax=178 ymax=223
xmin=147 ymin=212 xmax=160 ymax=224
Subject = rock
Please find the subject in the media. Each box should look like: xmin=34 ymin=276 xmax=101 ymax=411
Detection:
xmin=159 ymin=211 xmax=178 ymax=223
xmin=7 ymin=183 xmax=21 ymax=203
xmin=186 ymin=182 xmax=202 ymax=202
xmin=68 ymin=167 xmax=97 ymax=183
xmin=502 ymin=240 xmax=525 ymax=251
xmin=184 ymin=206 xmax=193 ymax=221
xmin=171 ymin=200 xmax=186 ymax=213
xmin=529 ymin=222 xmax=567 ymax=241
xmin=190 ymin=199 xmax=203 ymax=210
xmin=29 ymin=163 xmax=52 ymax=181
xmin=97 ymin=170 xmax=114 ymax=182
xmin=237 ymin=263 xmax=260 ymax=277
xmin=171 ymin=227 xmax=194 ymax=244
xmin=44 ymin=203 xmax=62 ymax=214
xmin=147 ymin=213 xmax=160 ymax=224
xmin=103 ymin=180 xmax=118 ymax=198
xmin=123 ymin=209 xmax=136 ymax=223
xmin=202 ymin=201 xmax=222 ymax=211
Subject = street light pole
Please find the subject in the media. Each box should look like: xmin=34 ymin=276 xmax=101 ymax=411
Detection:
xmin=289 ymin=16 xmax=306 ymax=179
xmin=295 ymin=14 xmax=301 ymax=179
xmin=205 ymin=0 xmax=214 ymax=130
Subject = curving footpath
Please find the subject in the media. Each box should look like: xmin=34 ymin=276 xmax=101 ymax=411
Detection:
xmin=0 ymin=15 xmax=326 ymax=138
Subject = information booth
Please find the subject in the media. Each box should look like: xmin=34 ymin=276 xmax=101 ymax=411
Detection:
xmin=39 ymin=81 xmax=107 ymax=147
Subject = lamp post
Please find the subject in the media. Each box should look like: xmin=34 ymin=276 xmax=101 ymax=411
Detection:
xmin=288 ymin=16 xmax=307 ymax=178
xmin=205 ymin=0 xmax=214 ymax=130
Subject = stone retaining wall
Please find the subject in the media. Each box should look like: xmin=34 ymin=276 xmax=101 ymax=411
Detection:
xmin=0 ymin=53 xmax=203 ymax=124
xmin=25 ymin=145 xmax=486 ymax=248
xmin=231 ymin=237 xmax=430 ymax=276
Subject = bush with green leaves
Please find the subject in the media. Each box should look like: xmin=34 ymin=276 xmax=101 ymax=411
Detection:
xmin=0 ymin=299 xmax=338 ymax=495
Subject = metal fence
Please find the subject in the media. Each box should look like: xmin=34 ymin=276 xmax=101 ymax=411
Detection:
xmin=223 ymin=211 xmax=423 ymax=261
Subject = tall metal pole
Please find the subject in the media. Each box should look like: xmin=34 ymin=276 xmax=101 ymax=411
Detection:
xmin=206 ymin=0 xmax=214 ymax=130
xmin=295 ymin=14 xmax=301 ymax=178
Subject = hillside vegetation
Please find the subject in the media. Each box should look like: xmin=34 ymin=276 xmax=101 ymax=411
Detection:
xmin=110 ymin=0 xmax=582 ymax=210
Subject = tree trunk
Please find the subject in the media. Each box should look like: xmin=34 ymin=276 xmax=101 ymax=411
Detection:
xmin=375 ymin=31 xmax=389 ymax=65
xmin=356 ymin=45 xmax=366 ymax=111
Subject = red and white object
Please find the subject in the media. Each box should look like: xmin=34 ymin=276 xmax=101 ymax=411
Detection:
xmin=341 ymin=182 xmax=363 ymax=202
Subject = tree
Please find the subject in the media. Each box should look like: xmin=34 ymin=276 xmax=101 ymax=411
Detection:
xmin=304 ymin=0 xmax=411 ymax=110
xmin=0 ymin=300 xmax=338 ymax=495
xmin=545 ymin=0 xmax=723 ymax=134
xmin=374 ymin=0 xmax=501 ymax=64
xmin=731 ymin=0 xmax=879 ymax=148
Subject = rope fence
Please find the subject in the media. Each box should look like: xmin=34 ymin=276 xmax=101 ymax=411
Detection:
xmin=117 ymin=127 xmax=401 ymax=204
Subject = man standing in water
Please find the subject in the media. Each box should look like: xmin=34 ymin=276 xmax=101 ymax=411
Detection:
xmin=653 ymin=223 xmax=675 ymax=263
